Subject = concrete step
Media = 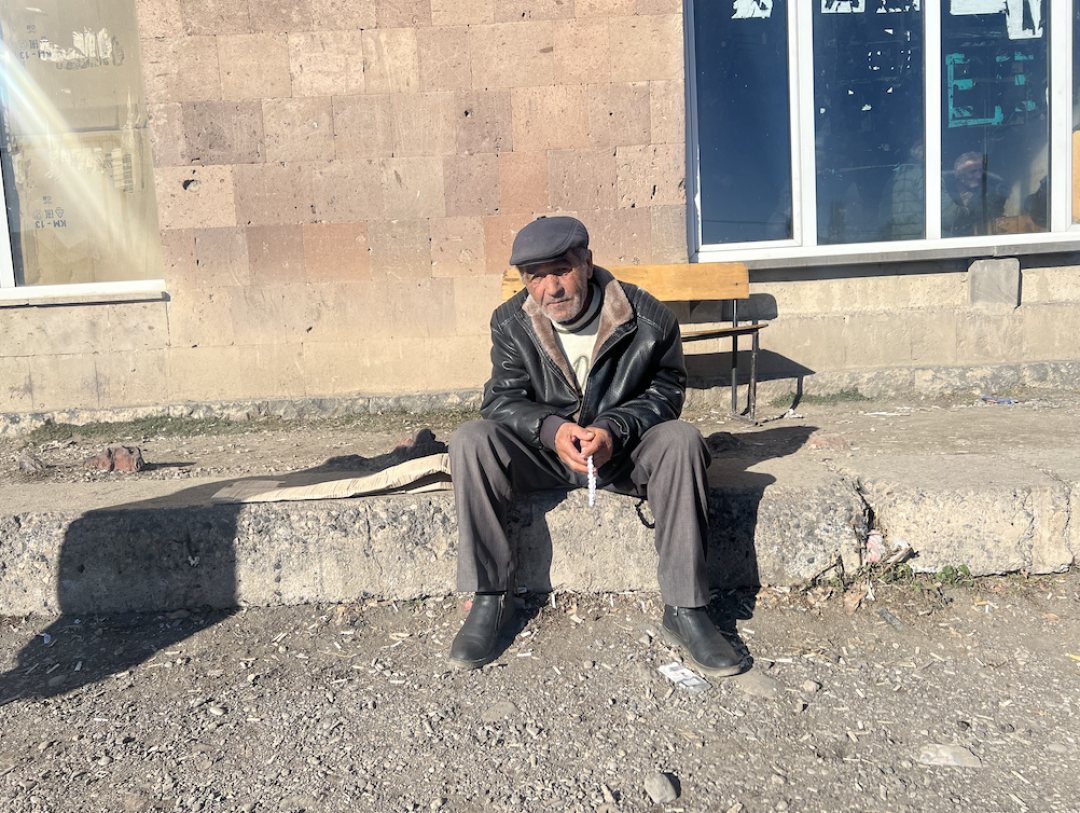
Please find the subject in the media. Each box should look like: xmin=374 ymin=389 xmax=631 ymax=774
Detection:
xmin=2 ymin=450 xmax=1076 ymax=616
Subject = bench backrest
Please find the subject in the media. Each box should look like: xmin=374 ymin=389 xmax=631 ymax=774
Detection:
xmin=500 ymin=262 xmax=749 ymax=302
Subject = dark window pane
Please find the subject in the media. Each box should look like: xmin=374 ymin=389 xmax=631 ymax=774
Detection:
xmin=814 ymin=2 xmax=924 ymax=245
xmin=694 ymin=0 xmax=792 ymax=244
xmin=1074 ymin=0 xmax=1079 ymax=223
xmin=941 ymin=1 xmax=1048 ymax=236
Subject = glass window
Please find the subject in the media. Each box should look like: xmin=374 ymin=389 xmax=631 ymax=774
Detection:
xmin=0 ymin=0 xmax=162 ymax=287
xmin=693 ymin=0 xmax=792 ymax=244
xmin=689 ymin=0 xmax=1076 ymax=263
xmin=814 ymin=3 xmax=925 ymax=244
xmin=941 ymin=2 xmax=1048 ymax=236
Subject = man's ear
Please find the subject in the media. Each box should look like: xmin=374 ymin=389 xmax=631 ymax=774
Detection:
xmin=584 ymin=249 xmax=594 ymax=279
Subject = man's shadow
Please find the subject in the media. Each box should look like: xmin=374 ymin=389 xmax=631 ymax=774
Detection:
xmin=0 ymin=438 xmax=447 ymax=707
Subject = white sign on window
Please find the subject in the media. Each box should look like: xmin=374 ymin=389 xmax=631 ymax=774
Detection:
xmin=822 ymin=0 xmax=865 ymax=12
xmin=732 ymin=0 xmax=772 ymax=19
xmin=950 ymin=0 xmax=1042 ymax=40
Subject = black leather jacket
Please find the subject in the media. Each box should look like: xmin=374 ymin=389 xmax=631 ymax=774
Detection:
xmin=480 ymin=266 xmax=686 ymax=454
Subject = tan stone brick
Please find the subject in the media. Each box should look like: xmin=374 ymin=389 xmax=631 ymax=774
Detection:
xmin=312 ymin=0 xmax=377 ymax=29
xmin=588 ymin=82 xmax=650 ymax=149
xmin=553 ymin=18 xmax=610 ymax=85
xmin=0 ymin=357 xmax=32 ymax=412
xmin=148 ymin=103 xmax=186 ymax=166
xmin=650 ymin=80 xmax=684 ymax=145
xmin=137 ymin=0 xmax=183 ymax=39
xmin=417 ymin=27 xmax=472 ymax=92
xmin=362 ymin=29 xmax=420 ymax=95
xmin=195 ymin=228 xmax=252 ymax=287
xmin=910 ymin=312 xmax=958 ymax=366
xmin=304 ymin=223 xmax=372 ymax=281
xmin=584 ymin=207 xmax=652 ymax=266
xmin=482 ymin=213 xmax=534 ymax=274
xmin=470 ymin=22 xmax=554 ymax=89
xmin=140 ymin=36 xmax=222 ymax=104
xmin=302 ymin=341 xmax=370 ymax=395
xmin=649 ymin=205 xmax=688 ymax=263
xmin=247 ymin=225 xmax=307 ymax=285
xmin=636 ymin=0 xmax=680 ymax=13
xmin=495 ymin=0 xmax=573 ymax=21
xmin=218 ymin=34 xmax=292 ymax=100
xmin=234 ymin=163 xmax=314 ymax=225
xmin=453 ymin=275 xmax=502 ymax=334
xmin=391 ymin=93 xmax=458 ymax=156
xmin=182 ymin=100 xmax=265 ymax=165
xmin=1024 ymin=303 xmax=1080 ymax=361
xmin=610 ymin=15 xmax=682 ymax=82
xmin=289 ymin=31 xmax=365 ymax=97
xmin=382 ymin=157 xmax=446 ymax=220
xmin=310 ymin=160 xmax=385 ymax=222
xmin=369 ymin=219 xmax=432 ymax=278
xmin=385 ymin=276 xmax=457 ymax=338
xmin=0 ymin=307 xmax=33 ymax=357
xmin=498 ymin=152 xmax=548 ymax=215
xmin=443 ymin=154 xmax=500 ymax=217
xmin=431 ymin=217 xmax=486 ymax=278
xmin=155 ymin=166 xmax=237 ymax=230
xmin=305 ymin=278 xmax=392 ymax=342
xmin=230 ymin=285 xmax=308 ymax=345
xmin=263 ymin=97 xmax=335 ymax=163
xmin=377 ymin=0 xmax=432 ymax=27
xmin=168 ymin=288 xmax=236 ymax=348
xmin=96 ymin=350 xmax=169 ymax=409
xmin=511 ymin=86 xmax=589 ymax=152
xmin=575 ymin=0 xmax=635 ymax=16
xmin=333 ymin=95 xmax=396 ymax=159
xmin=356 ymin=337 xmax=432 ymax=392
xmin=249 ymin=0 xmax=313 ymax=33
xmin=841 ymin=313 xmax=913 ymax=368
xmin=432 ymin=0 xmax=494 ymax=25
xmin=28 ymin=354 xmax=99 ymax=410
xmin=548 ymin=149 xmax=617 ymax=211
xmin=426 ymin=335 xmax=490 ymax=388
xmin=616 ymin=143 xmax=685 ymax=208
xmin=760 ymin=315 xmax=849 ymax=371
xmin=456 ymin=90 xmax=513 ymax=154
xmin=161 ymin=227 xmax=198 ymax=290
xmin=168 ymin=344 xmax=306 ymax=400
xmin=179 ymin=0 xmax=251 ymax=36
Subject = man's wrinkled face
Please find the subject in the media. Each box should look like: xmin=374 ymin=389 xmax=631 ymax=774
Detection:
xmin=521 ymin=250 xmax=594 ymax=324
xmin=956 ymin=160 xmax=983 ymax=190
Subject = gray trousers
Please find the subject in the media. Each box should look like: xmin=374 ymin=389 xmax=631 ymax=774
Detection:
xmin=449 ymin=419 xmax=712 ymax=608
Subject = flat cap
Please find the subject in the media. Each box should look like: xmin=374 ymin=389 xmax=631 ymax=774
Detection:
xmin=510 ymin=216 xmax=589 ymax=267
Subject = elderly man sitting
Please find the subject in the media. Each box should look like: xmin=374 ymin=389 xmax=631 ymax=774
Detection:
xmin=448 ymin=216 xmax=742 ymax=677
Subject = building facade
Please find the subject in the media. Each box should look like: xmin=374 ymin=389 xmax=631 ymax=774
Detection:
xmin=1 ymin=0 xmax=1078 ymax=428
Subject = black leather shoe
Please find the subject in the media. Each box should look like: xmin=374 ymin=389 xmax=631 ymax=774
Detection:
xmin=660 ymin=605 xmax=743 ymax=677
xmin=449 ymin=592 xmax=515 ymax=670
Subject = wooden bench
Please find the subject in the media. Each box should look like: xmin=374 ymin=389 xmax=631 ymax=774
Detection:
xmin=500 ymin=262 xmax=767 ymax=422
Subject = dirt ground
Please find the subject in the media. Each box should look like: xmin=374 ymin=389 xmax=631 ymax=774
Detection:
xmin=2 ymin=390 xmax=1080 ymax=812
xmin=1 ymin=574 xmax=1078 ymax=813
xmin=5 ymin=388 xmax=1080 ymax=488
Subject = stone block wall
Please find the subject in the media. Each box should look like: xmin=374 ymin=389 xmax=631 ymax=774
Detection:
xmin=3 ymin=0 xmax=1080 ymax=425
xmin=140 ymin=0 xmax=690 ymax=406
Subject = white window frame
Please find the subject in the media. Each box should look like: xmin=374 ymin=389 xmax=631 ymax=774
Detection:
xmin=686 ymin=0 xmax=1079 ymax=268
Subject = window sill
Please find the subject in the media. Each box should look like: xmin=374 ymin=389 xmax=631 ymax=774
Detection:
xmin=694 ymin=233 xmax=1080 ymax=270
xmin=0 ymin=280 xmax=168 ymax=307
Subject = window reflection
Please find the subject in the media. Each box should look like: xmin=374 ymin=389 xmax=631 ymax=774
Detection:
xmin=941 ymin=3 xmax=1048 ymax=237
xmin=0 ymin=1 xmax=162 ymax=286
xmin=814 ymin=3 xmax=924 ymax=245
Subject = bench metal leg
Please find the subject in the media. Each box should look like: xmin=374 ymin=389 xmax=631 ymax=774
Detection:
xmin=748 ymin=328 xmax=759 ymax=423
xmin=730 ymin=334 xmax=738 ymax=416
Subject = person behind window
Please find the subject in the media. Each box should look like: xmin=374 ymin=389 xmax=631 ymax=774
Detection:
xmin=941 ymin=151 xmax=1008 ymax=236
xmin=878 ymin=140 xmax=925 ymax=241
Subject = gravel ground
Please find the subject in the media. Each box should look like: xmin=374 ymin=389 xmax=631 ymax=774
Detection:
xmin=1 ymin=575 xmax=1078 ymax=813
